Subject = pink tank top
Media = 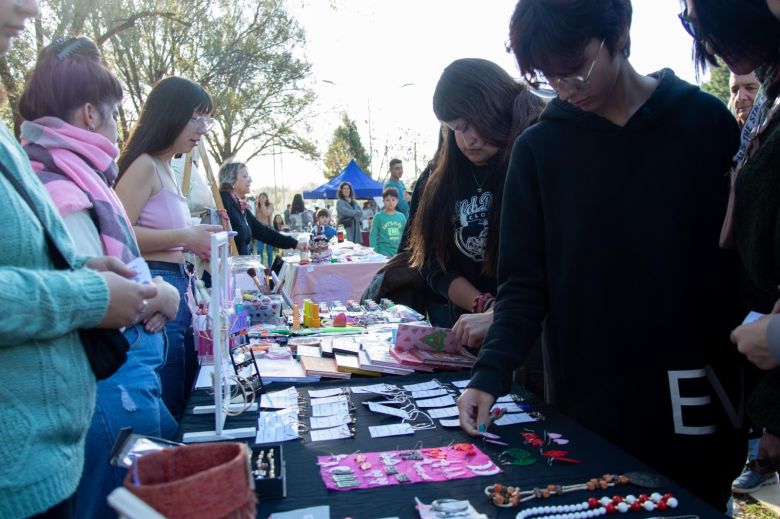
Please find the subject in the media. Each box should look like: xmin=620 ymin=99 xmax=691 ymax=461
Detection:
xmin=136 ymin=160 xmax=191 ymax=252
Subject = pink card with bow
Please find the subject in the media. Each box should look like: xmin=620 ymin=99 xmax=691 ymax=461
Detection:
xmin=394 ymin=323 xmax=460 ymax=353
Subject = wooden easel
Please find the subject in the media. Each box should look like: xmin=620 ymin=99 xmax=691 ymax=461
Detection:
xmin=195 ymin=141 xmax=239 ymax=256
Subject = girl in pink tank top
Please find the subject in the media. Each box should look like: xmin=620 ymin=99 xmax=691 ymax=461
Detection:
xmin=115 ymin=77 xmax=222 ymax=420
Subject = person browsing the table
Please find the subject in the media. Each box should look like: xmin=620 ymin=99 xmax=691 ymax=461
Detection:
xmin=217 ymin=162 xmax=306 ymax=257
xmin=18 ymin=36 xmax=181 ymax=518
xmin=408 ymin=58 xmax=544 ymax=348
xmin=0 ymin=3 xmax=158 ymax=516
xmin=115 ymin=77 xmax=223 ymax=419
xmin=458 ymin=0 xmax=747 ymax=511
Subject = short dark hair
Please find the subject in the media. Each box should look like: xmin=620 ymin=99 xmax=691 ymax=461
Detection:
xmin=19 ymin=37 xmax=123 ymax=122
xmin=389 ymin=158 xmax=402 ymax=168
xmin=382 ymin=187 xmax=399 ymax=199
xmin=509 ymin=0 xmax=632 ymax=84
xmin=316 ymin=208 xmax=330 ymax=219
xmin=118 ymin=77 xmax=213 ymax=180
xmin=680 ymin=0 xmax=780 ymax=76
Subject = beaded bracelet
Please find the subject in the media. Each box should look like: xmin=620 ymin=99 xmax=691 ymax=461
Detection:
xmin=486 ymin=474 xmax=631 ymax=507
xmin=472 ymin=292 xmax=494 ymax=313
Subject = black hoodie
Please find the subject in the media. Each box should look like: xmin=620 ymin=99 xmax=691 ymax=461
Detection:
xmin=470 ymin=70 xmax=746 ymax=508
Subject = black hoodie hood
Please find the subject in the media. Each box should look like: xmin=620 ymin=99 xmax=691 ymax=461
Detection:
xmin=538 ymin=68 xmax=701 ymax=132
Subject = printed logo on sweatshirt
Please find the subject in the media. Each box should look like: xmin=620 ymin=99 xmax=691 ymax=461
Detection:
xmin=454 ymin=191 xmax=493 ymax=262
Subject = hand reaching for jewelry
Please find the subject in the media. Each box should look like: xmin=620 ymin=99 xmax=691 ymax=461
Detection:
xmin=452 ymin=310 xmax=493 ymax=349
xmin=457 ymin=387 xmax=495 ymax=437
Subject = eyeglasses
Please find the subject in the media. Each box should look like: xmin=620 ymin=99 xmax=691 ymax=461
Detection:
xmin=529 ymin=38 xmax=605 ymax=99
xmin=190 ymin=115 xmax=215 ymax=132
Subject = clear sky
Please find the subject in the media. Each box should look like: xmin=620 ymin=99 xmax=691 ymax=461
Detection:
xmin=246 ymin=0 xmax=699 ymax=195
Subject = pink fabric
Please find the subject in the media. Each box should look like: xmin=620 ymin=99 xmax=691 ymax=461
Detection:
xmin=21 ymin=117 xmax=140 ymax=262
xmin=136 ymin=163 xmax=191 ymax=252
xmin=278 ymin=258 xmax=386 ymax=307
xmin=317 ymin=444 xmax=500 ymax=491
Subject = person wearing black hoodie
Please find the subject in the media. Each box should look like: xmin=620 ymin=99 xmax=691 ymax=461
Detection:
xmin=458 ymin=0 xmax=747 ymax=511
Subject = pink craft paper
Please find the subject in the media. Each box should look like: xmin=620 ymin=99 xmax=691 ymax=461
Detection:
xmin=317 ymin=444 xmax=500 ymax=491
xmin=394 ymin=323 xmax=461 ymax=353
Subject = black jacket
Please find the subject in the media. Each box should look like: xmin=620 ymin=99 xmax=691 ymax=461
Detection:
xmin=220 ymin=191 xmax=297 ymax=256
xmin=470 ymin=70 xmax=746 ymax=507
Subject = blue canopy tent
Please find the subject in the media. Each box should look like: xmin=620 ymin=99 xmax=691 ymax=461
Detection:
xmin=303 ymin=159 xmax=384 ymax=199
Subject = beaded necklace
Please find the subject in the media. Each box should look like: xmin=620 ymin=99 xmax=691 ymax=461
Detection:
xmin=515 ymin=493 xmax=680 ymax=519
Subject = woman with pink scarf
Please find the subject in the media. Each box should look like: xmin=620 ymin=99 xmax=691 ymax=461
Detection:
xmin=19 ymin=37 xmax=180 ymax=518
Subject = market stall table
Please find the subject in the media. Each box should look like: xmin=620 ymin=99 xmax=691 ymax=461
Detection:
xmin=178 ymin=371 xmax=725 ymax=518
xmin=278 ymin=255 xmax=386 ymax=307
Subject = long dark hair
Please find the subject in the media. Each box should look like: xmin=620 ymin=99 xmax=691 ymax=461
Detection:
xmin=117 ymin=77 xmax=213 ymax=181
xmin=409 ymin=58 xmax=544 ymax=277
xmin=291 ymin=193 xmax=305 ymax=214
xmin=681 ymin=0 xmax=780 ymax=81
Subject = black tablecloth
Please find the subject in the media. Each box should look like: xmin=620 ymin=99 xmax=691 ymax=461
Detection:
xmin=178 ymin=371 xmax=724 ymax=518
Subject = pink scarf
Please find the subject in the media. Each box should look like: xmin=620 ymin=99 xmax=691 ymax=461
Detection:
xmin=21 ymin=117 xmax=140 ymax=262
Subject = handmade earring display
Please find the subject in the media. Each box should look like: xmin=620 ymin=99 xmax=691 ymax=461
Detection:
xmin=317 ymin=443 xmax=500 ymax=491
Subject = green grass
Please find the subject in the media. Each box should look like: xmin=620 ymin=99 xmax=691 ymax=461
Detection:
xmin=733 ymin=495 xmax=778 ymax=519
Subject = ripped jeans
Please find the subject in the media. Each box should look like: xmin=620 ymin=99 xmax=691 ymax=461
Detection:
xmin=74 ymin=325 xmax=177 ymax=519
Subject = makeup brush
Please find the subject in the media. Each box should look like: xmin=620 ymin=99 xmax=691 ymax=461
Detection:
xmin=246 ymin=268 xmax=264 ymax=292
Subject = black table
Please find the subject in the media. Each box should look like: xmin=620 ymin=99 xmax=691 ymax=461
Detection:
xmin=179 ymin=371 xmax=724 ymax=518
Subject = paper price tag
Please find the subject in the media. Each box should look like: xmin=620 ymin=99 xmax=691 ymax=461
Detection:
xmin=311 ymin=401 xmax=350 ymax=417
xmin=439 ymin=418 xmax=461 ymax=428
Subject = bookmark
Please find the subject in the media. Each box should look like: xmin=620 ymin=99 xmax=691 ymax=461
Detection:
xmin=310 ymin=424 xmax=353 ymax=442
xmin=411 ymin=388 xmax=448 ymax=399
xmin=402 ymin=380 xmax=442 ymax=392
xmin=415 ymin=395 xmax=456 ymax=408
xmin=428 ymin=406 xmax=460 ymax=419
xmin=368 ymin=423 xmax=415 ymax=439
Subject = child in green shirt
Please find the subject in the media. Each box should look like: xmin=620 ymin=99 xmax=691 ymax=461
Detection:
xmin=370 ymin=187 xmax=407 ymax=257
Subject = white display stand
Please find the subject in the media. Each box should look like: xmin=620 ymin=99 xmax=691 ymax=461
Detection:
xmin=183 ymin=232 xmax=256 ymax=443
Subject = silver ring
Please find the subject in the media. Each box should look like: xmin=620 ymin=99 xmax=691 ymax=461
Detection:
xmin=141 ymin=300 xmax=148 ymax=314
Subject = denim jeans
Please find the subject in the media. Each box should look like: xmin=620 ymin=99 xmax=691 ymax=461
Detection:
xmin=74 ymin=324 xmax=176 ymax=519
xmin=148 ymin=262 xmax=198 ymax=420
xmin=256 ymin=240 xmax=275 ymax=267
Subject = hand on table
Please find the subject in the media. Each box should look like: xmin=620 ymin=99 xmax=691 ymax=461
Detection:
xmin=452 ymin=310 xmax=493 ymax=349
xmin=457 ymin=387 xmax=496 ymax=436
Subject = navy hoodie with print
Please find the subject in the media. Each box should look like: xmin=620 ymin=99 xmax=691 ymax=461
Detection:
xmin=469 ymin=70 xmax=747 ymax=509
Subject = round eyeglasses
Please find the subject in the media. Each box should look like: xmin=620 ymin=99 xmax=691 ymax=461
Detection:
xmin=528 ymin=38 xmax=605 ymax=100
xmin=190 ymin=115 xmax=215 ymax=132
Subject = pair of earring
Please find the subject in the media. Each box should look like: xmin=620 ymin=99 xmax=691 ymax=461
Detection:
xmin=467 ymin=461 xmax=501 ymax=476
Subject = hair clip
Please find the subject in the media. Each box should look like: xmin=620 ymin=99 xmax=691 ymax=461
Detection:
xmin=54 ymin=37 xmax=83 ymax=61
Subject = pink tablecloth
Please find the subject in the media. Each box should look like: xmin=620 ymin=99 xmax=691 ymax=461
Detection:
xmin=279 ymin=258 xmax=386 ymax=306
